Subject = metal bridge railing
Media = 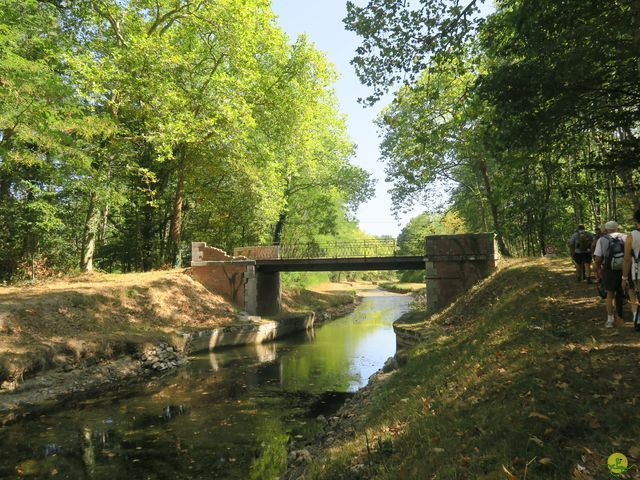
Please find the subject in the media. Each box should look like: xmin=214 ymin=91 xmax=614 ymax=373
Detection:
xmin=277 ymin=239 xmax=398 ymax=260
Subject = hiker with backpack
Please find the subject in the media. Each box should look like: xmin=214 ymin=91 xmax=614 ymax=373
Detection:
xmin=593 ymin=220 xmax=627 ymax=328
xmin=621 ymin=209 xmax=640 ymax=331
xmin=591 ymin=226 xmax=606 ymax=287
xmin=569 ymin=224 xmax=595 ymax=282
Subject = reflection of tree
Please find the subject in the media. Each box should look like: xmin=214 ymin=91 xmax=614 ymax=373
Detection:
xmin=279 ymin=296 xmax=404 ymax=392
xmin=81 ymin=426 xmax=95 ymax=478
xmin=249 ymin=417 xmax=288 ymax=480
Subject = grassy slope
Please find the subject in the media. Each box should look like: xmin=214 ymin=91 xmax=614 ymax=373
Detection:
xmin=0 ymin=271 xmax=236 ymax=384
xmin=305 ymin=258 xmax=640 ymax=479
xmin=378 ymin=282 xmax=425 ymax=294
xmin=281 ymin=284 xmax=357 ymax=314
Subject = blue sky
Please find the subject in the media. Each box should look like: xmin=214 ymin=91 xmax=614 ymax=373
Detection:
xmin=270 ymin=0 xmax=425 ymax=238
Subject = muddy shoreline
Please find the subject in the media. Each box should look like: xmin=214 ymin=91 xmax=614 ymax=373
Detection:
xmin=283 ymin=349 xmax=409 ymax=480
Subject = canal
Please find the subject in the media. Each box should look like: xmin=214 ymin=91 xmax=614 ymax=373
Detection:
xmin=0 ymin=289 xmax=411 ymax=479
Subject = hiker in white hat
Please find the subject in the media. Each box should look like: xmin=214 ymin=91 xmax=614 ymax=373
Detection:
xmin=593 ymin=220 xmax=627 ymax=327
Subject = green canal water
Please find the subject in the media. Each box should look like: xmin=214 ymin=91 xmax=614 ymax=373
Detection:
xmin=0 ymin=290 xmax=410 ymax=479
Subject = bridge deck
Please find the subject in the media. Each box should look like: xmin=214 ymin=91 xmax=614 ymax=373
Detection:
xmin=255 ymin=256 xmax=425 ymax=272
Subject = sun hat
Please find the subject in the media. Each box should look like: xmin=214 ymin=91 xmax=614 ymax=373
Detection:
xmin=604 ymin=220 xmax=619 ymax=230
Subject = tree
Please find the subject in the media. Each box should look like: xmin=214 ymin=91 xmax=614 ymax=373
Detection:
xmin=0 ymin=0 xmax=377 ymax=280
xmin=344 ymin=0 xmax=487 ymax=104
xmin=397 ymin=212 xmax=465 ymax=255
xmin=0 ymin=0 xmax=100 ymax=278
xmin=377 ymin=58 xmax=512 ymax=255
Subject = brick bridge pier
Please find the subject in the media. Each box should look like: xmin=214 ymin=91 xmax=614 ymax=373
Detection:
xmin=191 ymin=233 xmax=497 ymax=316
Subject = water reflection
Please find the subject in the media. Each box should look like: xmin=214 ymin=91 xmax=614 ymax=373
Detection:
xmin=0 ymin=290 xmax=410 ymax=479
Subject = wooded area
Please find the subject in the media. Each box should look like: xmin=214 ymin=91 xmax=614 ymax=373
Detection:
xmin=2 ymin=0 xmax=638 ymax=281
xmin=0 ymin=0 xmax=374 ymax=281
xmin=346 ymin=0 xmax=640 ymax=256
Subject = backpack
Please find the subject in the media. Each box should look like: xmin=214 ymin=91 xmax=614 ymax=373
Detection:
xmin=604 ymin=234 xmax=624 ymax=271
xmin=577 ymin=230 xmax=591 ymax=251
xmin=632 ymin=247 xmax=640 ymax=280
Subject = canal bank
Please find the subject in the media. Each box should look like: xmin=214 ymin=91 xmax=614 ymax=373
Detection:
xmin=0 ymin=287 xmax=411 ymax=479
xmin=0 ymin=271 xmax=360 ymax=426
xmin=281 ymin=259 xmax=640 ymax=480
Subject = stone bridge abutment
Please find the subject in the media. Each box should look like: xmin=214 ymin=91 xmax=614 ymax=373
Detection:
xmin=424 ymin=233 xmax=498 ymax=314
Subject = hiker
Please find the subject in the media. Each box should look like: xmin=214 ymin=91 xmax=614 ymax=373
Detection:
xmin=593 ymin=220 xmax=627 ymax=328
xmin=622 ymin=209 xmax=640 ymax=331
xmin=592 ymin=226 xmax=606 ymax=296
xmin=569 ymin=224 xmax=595 ymax=282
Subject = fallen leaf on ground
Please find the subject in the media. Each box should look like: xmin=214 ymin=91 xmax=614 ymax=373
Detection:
xmin=529 ymin=411 xmax=551 ymax=420
xmin=529 ymin=435 xmax=544 ymax=447
xmin=502 ymin=464 xmax=519 ymax=480
xmin=587 ymin=417 xmax=600 ymax=428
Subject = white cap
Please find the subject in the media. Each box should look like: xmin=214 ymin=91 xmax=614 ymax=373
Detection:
xmin=604 ymin=220 xmax=619 ymax=231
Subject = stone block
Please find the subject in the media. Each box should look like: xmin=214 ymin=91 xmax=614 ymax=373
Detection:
xmin=425 ymin=233 xmax=496 ymax=259
xmin=424 ymin=233 xmax=497 ymax=315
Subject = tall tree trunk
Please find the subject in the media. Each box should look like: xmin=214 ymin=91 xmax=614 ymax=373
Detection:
xmin=607 ymin=174 xmax=617 ymax=221
xmin=477 ymin=159 xmax=511 ymax=256
xmin=273 ymin=179 xmax=292 ymax=245
xmin=98 ymin=203 xmax=109 ymax=242
xmin=272 ymin=210 xmax=287 ymax=244
xmin=141 ymin=202 xmax=155 ymax=271
xmin=169 ymin=164 xmax=185 ymax=267
xmin=138 ymin=146 xmax=159 ymax=272
xmin=536 ymin=161 xmax=554 ymax=256
xmin=81 ymin=191 xmax=99 ymax=272
xmin=619 ymin=127 xmax=640 ymax=207
xmin=0 ymin=130 xmax=14 ymax=202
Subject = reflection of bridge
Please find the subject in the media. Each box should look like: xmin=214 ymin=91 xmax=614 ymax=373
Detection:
xmin=191 ymin=234 xmax=497 ymax=317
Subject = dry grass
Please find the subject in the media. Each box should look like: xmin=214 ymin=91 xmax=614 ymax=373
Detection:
xmin=281 ymin=282 xmax=357 ymax=314
xmin=0 ymin=270 xmax=235 ymax=384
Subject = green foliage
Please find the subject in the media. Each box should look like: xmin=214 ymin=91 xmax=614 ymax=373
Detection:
xmin=352 ymin=0 xmax=640 ymax=256
xmin=0 ymin=0 xmax=375 ymax=280
xmin=281 ymin=272 xmax=331 ymax=290
xmin=397 ymin=212 xmax=466 ymax=255
xmin=344 ymin=0 xmax=485 ymax=104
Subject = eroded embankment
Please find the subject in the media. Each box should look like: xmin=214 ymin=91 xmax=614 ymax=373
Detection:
xmin=284 ymin=258 xmax=640 ymax=480
xmin=0 ymin=272 xmax=358 ymax=425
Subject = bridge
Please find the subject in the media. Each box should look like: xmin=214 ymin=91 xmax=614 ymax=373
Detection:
xmin=191 ymin=234 xmax=497 ymax=317
xmin=239 ymin=239 xmax=425 ymax=272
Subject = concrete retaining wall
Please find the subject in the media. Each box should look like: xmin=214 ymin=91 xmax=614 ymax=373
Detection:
xmin=180 ymin=312 xmax=315 ymax=354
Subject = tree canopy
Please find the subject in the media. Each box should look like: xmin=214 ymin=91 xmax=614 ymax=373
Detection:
xmin=348 ymin=0 xmax=640 ymax=255
xmin=0 ymin=0 xmax=375 ymax=280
